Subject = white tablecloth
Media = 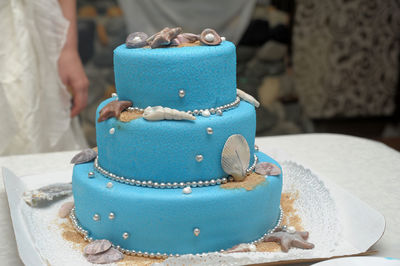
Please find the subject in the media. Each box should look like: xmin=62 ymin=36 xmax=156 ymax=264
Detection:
xmin=1 ymin=133 xmax=399 ymax=265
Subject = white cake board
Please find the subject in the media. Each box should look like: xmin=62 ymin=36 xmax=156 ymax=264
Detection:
xmin=2 ymin=162 xmax=384 ymax=266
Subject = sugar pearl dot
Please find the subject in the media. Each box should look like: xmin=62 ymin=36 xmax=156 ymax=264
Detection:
xmin=196 ymin=155 xmax=203 ymax=162
xmin=106 ymin=182 xmax=113 ymax=188
xmin=123 ymin=232 xmax=129 ymax=239
xmin=221 ymin=37 xmax=226 ymax=41
xmin=108 ymin=212 xmax=115 ymax=220
xmin=287 ymin=226 xmax=296 ymax=234
xmin=202 ymin=110 xmax=210 ymax=117
xmin=109 ymin=128 xmax=115 ymax=135
xmin=93 ymin=214 xmax=100 ymax=221
xmin=193 ymin=228 xmax=200 ymax=236
xmin=183 ymin=186 xmax=192 ymax=194
xmin=254 ymin=144 xmax=259 ymax=151
xmin=205 ymin=33 xmax=215 ymax=42
xmin=88 ymin=171 xmax=95 ymax=178
xmin=206 ymin=127 xmax=213 ymax=135
xmin=179 ymin=90 xmax=185 ymax=98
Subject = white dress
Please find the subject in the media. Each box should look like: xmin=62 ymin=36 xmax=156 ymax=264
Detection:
xmin=0 ymin=0 xmax=87 ymax=155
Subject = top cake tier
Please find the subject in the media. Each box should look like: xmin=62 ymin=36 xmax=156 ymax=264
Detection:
xmin=113 ymin=41 xmax=237 ymax=110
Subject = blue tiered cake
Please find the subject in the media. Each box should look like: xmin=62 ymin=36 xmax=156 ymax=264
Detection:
xmin=71 ymin=28 xmax=283 ymax=258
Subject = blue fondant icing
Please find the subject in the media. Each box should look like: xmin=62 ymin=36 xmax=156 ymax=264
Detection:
xmin=96 ymin=98 xmax=256 ymax=183
xmin=113 ymin=41 xmax=237 ymax=110
xmin=72 ymin=151 xmax=282 ymax=255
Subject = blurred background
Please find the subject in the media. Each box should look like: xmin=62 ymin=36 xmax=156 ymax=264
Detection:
xmin=75 ymin=0 xmax=400 ymax=150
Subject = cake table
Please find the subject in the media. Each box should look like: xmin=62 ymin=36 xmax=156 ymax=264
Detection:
xmin=1 ymin=133 xmax=399 ymax=265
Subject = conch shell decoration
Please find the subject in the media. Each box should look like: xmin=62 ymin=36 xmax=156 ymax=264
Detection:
xmin=126 ymin=27 xmax=223 ymax=49
xmin=221 ymin=134 xmax=250 ymax=181
xmin=237 ymin=89 xmax=260 ymax=108
xmin=143 ymin=106 xmax=196 ymax=121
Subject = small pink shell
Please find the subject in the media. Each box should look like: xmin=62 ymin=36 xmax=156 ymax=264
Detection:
xmin=255 ymin=162 xmax=281 ymax=176
xmin=86 ymin=248 xmax=124 ymax=264
xmin=84 ymin=239 xmax=112 ymax=255
xmin=58 ymin=201 xmax=74 ymax=218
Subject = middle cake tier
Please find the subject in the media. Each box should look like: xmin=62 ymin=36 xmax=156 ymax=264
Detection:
xmin=96 ymin=97 xmax=256 ymax=183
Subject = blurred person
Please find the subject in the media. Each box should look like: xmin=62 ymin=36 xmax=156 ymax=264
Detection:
xmin=0 ymin=0 xmax=88 ymax=155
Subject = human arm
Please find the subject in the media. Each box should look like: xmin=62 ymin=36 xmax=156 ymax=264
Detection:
xmin=58 ymin=0 xmax=89 ymax=117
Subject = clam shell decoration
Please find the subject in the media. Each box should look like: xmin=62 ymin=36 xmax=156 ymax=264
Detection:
xmin=84 ymin=240 xmax=112 ymax=255
xmin=221 ymin=134 xmax=250 ymax=181
xmin=177 ymin=33 xmax=200 ymax=44
xmin=143 ymin=106 xmax=195 ymax=121
xmin=237 ymin=89 xmax=260 ymax=108
xmin=84 ymin=239 xmax=124 ymax=264
xmin=23 ymin=183 xmax=72 ymax=206
xmin=86 ymin=247 xmax=124 ymax=264
xmin=70 ymin=148 xmax=97 ymax=164
xmin=200 ymin=28 xmax=222 ymax=46
xmin=126 ymin=32 xmax=148 ymax=48
xmin=255 ymin=162 xmax=281 ymax=176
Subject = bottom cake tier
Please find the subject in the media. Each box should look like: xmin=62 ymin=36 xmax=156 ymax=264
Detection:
xmin=72 ymin=151 xmax=282 ymax=255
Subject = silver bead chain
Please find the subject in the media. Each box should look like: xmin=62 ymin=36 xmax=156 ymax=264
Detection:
xmin=69 ymin=206 xmax=283 ymax=258
xmin=127 ymin=96 xmax=241 ymax=116
xmin=93 ymin=154 xmax=258 ymax=189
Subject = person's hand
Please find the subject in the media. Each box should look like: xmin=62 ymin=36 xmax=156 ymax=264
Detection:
xmin=58 ymin=49 xmax=89 ymax=117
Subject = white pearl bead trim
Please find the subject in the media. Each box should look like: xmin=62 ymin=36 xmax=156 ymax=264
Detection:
xmin=93 ymin=155 xmax=258 ymax=189
xmin=127 ymin=96 xmax=241 ymax=117
xmin=70 ymin=206 xmax=283 ymax=258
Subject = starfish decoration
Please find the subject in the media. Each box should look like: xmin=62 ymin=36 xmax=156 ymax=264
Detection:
xmin=146 ymin=27 xmax=182 ymax=48
xmin=262 ymin=227 xmax=314 ymax=252
xmin=97 ymin=100 xmax=132 ymax=122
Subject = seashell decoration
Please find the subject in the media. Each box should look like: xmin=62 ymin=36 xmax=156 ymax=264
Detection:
xmin=98 ymin=100 xmax=133 ymax=122
xmin=177 ymin=33 xmax=200 ymax=43
xmin=86 ymin=247 xmax=124 ymax=264
xmin=237 ymin=89 xmax=260 ymax=108
xmin=255 ymin=162 xmax=281 ymax=176
xmin=143 ymin=106 xmax=196 ymax=121
xmin=221 ymin=134 xmax=250 ymax=181
xmin=147 ymin=27 xmax=182 ymax=48
xmin=224 ymin=243 xmax=257 ymax=253
xmin=23 ymin=183 xmax=72 ymax=206
xmin=200 ymin=28 xmax=222 ymax=46
xmin=126 ymin=27 xmax=222 ymax=49
xmin=84 ymin=239 xmax=112 ymax=255
xmin=58 ymin=201 xmax=74 ymax=218
xmin=126 ymin=32 xmax=148 ymax=48
xmin=70 ymin=148 xmax=97 ymax=164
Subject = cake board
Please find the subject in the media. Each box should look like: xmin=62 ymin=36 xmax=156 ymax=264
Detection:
xmin=2 ymin=160 xmax=384 ymax=266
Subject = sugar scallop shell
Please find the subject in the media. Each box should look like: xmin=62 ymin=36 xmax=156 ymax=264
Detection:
xmin=70 ymin=148 xmax=97 ymax=164
xmin=200 ymin=28 xmax=222 ymax=46
xmin=221 ymin=134 xmax=250 ymax=181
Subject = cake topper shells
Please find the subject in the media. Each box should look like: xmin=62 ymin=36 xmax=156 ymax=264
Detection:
xmin=237 ymin=89 xmax=260 ymax=108
xmin=126 ymin=32 xmax=148 ymax=48
xmin=84 ymin=239 xmax=112 ymax=255
xmin=23 ymin=183 xmax=72 ymax=206
xmin=126 ymin=27 xmax=222 ymax=49
xmin=224 ymin=243 xmax=257 ymax=253
xmin=143 ymin=106 xmax=195 ymax=121
xmin=255 ymin=162 xmax=281 ymax=176
xmin=70 ymin=148 xmax=97 ymax=164
xmin=221 ymin=134 xmax=250 ymax=181
xmin=200 ymin=28 xmax=222 ymax=46
xmin=86 ymin=247 xmax=124 ymax=264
